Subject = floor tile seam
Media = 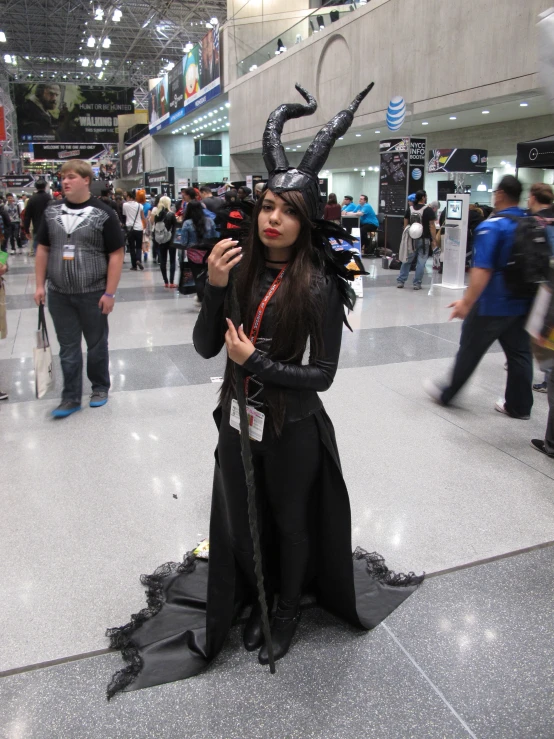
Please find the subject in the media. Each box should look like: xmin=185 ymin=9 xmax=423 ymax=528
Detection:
xmin=369 ymin=376 xmax=554 ymax=483
xmin=381 ymin=622 xmax=479 ymax=738
xmin=10 ymin=309 xmax=23 ymax=359
xmin=406 ymin=324 xmax=461 ymax=346
xmin=3 ymin=542 xmax=554 ymax=680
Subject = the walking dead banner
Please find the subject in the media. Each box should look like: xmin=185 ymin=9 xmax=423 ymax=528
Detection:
xmin=14 ymin=83 xmax=134 ymax=143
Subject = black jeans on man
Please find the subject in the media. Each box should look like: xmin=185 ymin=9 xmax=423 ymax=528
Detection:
xmin=127 ymin=229 xmax=143 ymax=268
xmin=360 ymin=223 xmax=377 ymax=253
xmin=545 ymin=370 xmax=554 ymax=454
xmin=159 ymin=245 xmax=177 ymax=285
xmin=48 ymin=289 xmax=110 ymax=404
xmin=8 ymin=223 xmax=22 ymax=250
xmin=441 ymin=306 xmax=533 ymax=417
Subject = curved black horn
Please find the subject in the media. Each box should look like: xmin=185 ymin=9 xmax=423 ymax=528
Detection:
xmin=299 ymin=82 xmax=374 ymax=176
xmin=262 ymin=83 xmax=317 ymax=174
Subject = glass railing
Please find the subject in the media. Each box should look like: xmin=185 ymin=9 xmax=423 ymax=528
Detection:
xmin=237 ymin=0 xmax=368 ymax=77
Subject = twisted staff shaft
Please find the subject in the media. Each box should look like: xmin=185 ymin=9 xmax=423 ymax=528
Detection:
xmin=230 ymin=276 xmax=276 ymax=674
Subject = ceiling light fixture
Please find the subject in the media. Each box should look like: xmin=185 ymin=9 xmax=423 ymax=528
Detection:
xmin=482 ymin=110 xmax=490 ymax=114
xmin=98 ymin=70 xmax=104 ymax=79
xmin=520 ymin=102 xmax=528 ymax=107
xmin=94 ymin=7 xmax=104 ymax=20
xmin=0 ymin=32 xmax=6 ymax=43
xmin=95 ymin=58 xmax=102 ymax=67
xmin=112 ymin=9 xmax=122 ymax=21
xmin=3 ymin=53 xmax=11 ymax=63
xmin=102 ymin=37 xmax=111 ymax=49
xmin=375 ymin=130 xmax=380 ymax=133
xmin=87 ymin=35 xmax=95 ymax=47
xmin=449 ymin=116 xmax=457 ymax=120
xmin=355 ymin=133 xmax=361 ymax=137
xmin=210 ymin=17 xmax=218 ymax=24
xmin=422 ymin=121 xmax=429 ymax=125
xmin=81 ymin=57 xmax=90 ymax=67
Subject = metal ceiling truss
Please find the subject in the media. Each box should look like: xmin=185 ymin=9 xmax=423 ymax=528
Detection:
xmin=0 ymin=0 xmax=226 ymax=90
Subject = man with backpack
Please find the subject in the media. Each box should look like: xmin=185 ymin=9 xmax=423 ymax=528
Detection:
xmin=397 ymin=190 xmax=437 ymax=290
xmin=424 ymin=175 xmax=539 ymax=419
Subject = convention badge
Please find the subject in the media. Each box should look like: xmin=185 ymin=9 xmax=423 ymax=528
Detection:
xmin=63 ymin=244 xmax=75 ymax=261
xmin=230 ymin=399 xmax=265 ymax=442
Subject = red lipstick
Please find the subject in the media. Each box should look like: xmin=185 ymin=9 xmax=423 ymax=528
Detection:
xmin=264 ymin=228 xmax=281 ymax=238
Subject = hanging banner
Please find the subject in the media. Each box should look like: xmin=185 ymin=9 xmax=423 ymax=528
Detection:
xmin=14 ymin=83 xmax=134 ymax=143
xmin=379 ymin=138 xmax=409 ymax=216
xmin=0 ymin=173 xmax=35 ymax=188
xmin=408 ymin=137 xmax=426 ymax=195
xmin=428 ymin=148 xmax=488 ymax=173
xmin=149 ymin=27 xmax=221 ymax=133
xmin=30 ymin=142 xmax=118 ymax=161
xmin=121 ymin=143 xmax=143 ymax=177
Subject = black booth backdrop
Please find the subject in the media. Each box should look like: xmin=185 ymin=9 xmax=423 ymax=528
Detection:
xmin=516 ymin=135 xmax=554 ymax=169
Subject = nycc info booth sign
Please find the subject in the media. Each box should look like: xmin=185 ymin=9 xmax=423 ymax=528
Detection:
xmin=14 ymin=83 xmax=134 ymax=144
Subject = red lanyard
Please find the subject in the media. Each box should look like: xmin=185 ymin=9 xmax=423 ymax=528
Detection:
xmin=244 ymin=267 xmax=286 ymax=397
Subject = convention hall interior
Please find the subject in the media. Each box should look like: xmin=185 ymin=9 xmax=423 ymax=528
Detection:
xmin=1 ymin=0 xmax=553 ymax=737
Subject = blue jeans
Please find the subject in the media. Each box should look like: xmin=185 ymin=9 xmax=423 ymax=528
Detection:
xmin=48 ymin=289 xmax=110 ymax=404
xmin=397 ymin=238 xmax=430 ymax=286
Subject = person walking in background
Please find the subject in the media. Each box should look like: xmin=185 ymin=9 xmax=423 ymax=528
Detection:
xmin=24 ymin=179 xmax=51 ymax=257
xmin=397 ymin=190 xmax=436 ymax=290
xmin=181 ymin=200 xmax=217 ymax=303
xmin=424 ymin=175 xmax=534 ymax=419
xmin=33 ymin=159 xmax=124 ymax=418
xmin=199 ymin=186 xmax=224 ymax=216
xmin=0 ymin=202 xmax=10 ymax=254
xmin=237 ymin=186 xmax=255 ymax=205
xmin=323 ymin=193 xmax=341 ymax=224
xmin=153 ymin=195 xmax=178 ymax=288
xmin=122 ymin=189 xmax=146 ymax=271
xmin=5 ymin=194 xmax=23 ymax=254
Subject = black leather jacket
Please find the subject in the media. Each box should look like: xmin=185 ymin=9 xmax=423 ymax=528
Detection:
xmin=192 ymin=268 xmax=345 ymax=422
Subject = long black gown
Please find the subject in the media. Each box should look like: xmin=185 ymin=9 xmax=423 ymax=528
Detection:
xmin=106 ymin=267 xmax=423 ymax=699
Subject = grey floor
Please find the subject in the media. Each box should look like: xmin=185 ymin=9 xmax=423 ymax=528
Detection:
xmin=1 ymin=251 xmax=553 ymax=739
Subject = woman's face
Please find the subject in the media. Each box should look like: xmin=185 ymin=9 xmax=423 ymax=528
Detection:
xmin=258 ymin=191 xmax=302 ymax=250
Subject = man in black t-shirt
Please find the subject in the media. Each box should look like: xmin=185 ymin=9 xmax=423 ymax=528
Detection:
xmin=34 ymin=159 xmax=124 ymax=418
xmin=397 ymin=190 xmax=437 ymax=290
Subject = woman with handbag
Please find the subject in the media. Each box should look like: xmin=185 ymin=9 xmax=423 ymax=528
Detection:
xmin=107 ymin=83 xmax=422 ymax=699
xmin=180 ymin=200 xmax=217 ymax=302
xmin=122 ymin=190 xmax=146 ymax=271
xmin=152 ymin=196 xmax=178 ymax=288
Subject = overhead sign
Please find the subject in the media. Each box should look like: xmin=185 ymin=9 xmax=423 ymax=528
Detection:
xmin=386 ymin=96 xmax=406 ymax=131
xmin=144 ymin=167 xmax=175 ymax=187
xmin=149 ymin=27 xmax=221 ymax=134
xmin=121 ymin=143 xmax=143 ymax=177
xmin=0 ymin=174 xmax=35 ymax=188
xmin=428 ymin=148 xmax=488 ymax=173
xmin=14 ymin=83 xmax=134 ymax=144
xmin=30 ymin=143 xmax=118 ymax=161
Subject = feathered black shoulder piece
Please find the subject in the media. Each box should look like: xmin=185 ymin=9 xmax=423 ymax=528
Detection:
xmin=312 ymin=218 xmax=367 ymax=315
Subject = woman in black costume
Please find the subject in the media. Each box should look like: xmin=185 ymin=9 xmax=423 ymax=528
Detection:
xmin=107 ymin=83 xmax=423 ymax=698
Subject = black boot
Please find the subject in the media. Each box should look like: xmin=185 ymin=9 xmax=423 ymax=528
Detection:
xmin=243 ymin=596 xmax=273 ymax=652
xmin=258 ymin=598 xmax=300 ymax=665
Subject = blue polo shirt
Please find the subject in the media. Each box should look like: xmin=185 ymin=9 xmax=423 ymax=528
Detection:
xmin=359 ymin=203 xmax=379 ymax=227
xmin=472 ymin=206 xmax=531 ymax=316
xmin=342 ymin=203 xmax=357 ymax=214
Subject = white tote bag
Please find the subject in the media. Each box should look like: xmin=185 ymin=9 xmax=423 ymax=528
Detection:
xmin=33 ymin=303 xmax=54 ymax=399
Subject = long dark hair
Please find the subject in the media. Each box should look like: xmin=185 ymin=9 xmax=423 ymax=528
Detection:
xmin=184 ymin=201 xmax=207 ymax=239
xmin=328 ymin=193 xmax=337 ymax=205
xmin=220 ymin=189 xmax=326 ymax=432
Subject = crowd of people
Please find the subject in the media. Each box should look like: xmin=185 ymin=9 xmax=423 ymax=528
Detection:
xmin=0 ymin=167 xmax=552 ymax=460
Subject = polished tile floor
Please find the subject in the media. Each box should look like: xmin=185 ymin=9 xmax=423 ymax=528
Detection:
xmin=1 ymin=248 xmax=553 ymax=738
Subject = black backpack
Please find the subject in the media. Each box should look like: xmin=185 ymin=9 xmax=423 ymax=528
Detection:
xmin=500 ymin=214 xmax=552 ymax=299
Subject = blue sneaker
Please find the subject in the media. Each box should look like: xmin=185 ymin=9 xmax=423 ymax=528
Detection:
xmin=51 ymin=401 xmax=82 ymax=418
xmin=89 ymin=391 xmax=109 ymax=407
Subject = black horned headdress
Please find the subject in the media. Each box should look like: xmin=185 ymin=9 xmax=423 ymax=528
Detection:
xmin=262 ymin=82 xmax=374 ymax=220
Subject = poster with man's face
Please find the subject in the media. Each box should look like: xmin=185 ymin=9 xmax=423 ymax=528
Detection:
xmin=15 ymin=83 xmax=134 ymax=143
xmin=200 ymin=29 xmax=220 ymax=89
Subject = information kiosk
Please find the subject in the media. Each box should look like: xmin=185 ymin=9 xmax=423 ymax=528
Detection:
xmin=441 ymin=193 xmax=469 ymax=289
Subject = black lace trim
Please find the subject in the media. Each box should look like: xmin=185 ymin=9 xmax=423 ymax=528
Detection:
xmin=353 ymin=547 xmax=424 ymax=587
xmin=105 ymin=552 xmax=197 ymax=701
